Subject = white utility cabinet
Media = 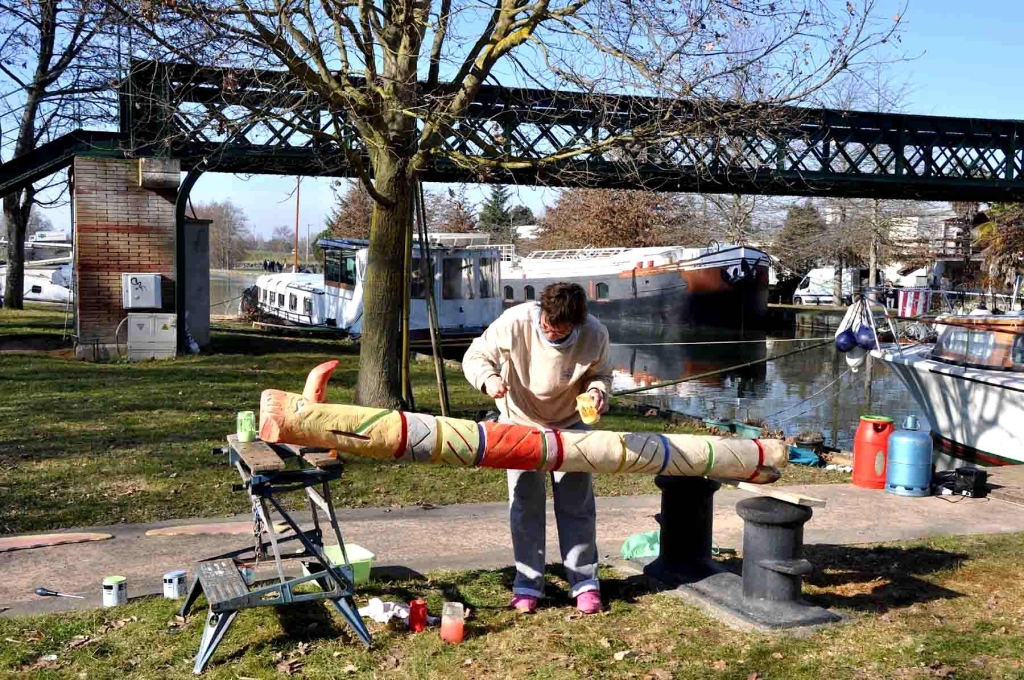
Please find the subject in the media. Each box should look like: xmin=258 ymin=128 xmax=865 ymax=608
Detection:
xmin=126 ymin=312 xmax=176 ymax=361
xmin=122 ymin=273 xmax=162 ymax=309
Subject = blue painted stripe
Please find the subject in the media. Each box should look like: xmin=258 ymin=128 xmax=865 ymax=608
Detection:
xmin=473 ymin=423 xmax=487 ymax=467
xmin=656 ymin=434 xmax=672 ymax=475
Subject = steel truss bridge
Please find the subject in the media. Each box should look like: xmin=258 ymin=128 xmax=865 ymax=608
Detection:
xmin=2 ymin=61 xmax=1024 ymax=201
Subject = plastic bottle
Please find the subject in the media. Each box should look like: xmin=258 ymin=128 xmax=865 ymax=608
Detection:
xmin=408 ymin=599 xmax=427 ymax=632
xmin=439 ymin=602 xmax=465 ymax=643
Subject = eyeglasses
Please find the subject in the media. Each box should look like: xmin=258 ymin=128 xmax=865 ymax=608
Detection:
xmin=539 ymin=314 xmax=575 ymax=340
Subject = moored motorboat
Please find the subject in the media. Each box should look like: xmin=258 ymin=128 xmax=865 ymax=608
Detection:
xmin=873 ymin=312 xmax=1024 ymax=466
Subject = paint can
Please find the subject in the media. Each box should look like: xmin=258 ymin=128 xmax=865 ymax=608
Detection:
xmin=163 ymin=570 xmax=187 ymax=599
xmin=102 ymin=575 xmax=128 ymax=607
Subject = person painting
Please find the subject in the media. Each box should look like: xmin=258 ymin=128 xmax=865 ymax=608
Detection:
xmin=462 ymin=282 xmax=613 ymax=615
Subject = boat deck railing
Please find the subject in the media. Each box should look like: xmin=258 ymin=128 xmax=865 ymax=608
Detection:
xmin=524 ymin=247 xmax=632 ymax=260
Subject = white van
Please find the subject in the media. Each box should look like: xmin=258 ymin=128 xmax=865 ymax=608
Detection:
xmin=792 ymin=267 xmax=857 ymax=305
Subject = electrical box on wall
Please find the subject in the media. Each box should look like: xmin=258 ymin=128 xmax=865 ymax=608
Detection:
xmin=127 ymin=313 xmax=176 ymax=361
xmin=122 ymin=273 xmax=162 ymax=309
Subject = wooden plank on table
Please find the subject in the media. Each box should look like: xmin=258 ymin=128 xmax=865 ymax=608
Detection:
xmin=725 ymin=481 xmax=828 ymax=508
xmin=280 ymin=443 xmax=341 ymax=469
xmin=228 ymin=434 xmax=285 ymax=473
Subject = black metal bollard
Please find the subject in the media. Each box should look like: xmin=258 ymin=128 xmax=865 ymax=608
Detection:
xmin=647 ymin=476 xmax=721 ymax=580
xmin=735 ymin=497 xmax=814 ymax=603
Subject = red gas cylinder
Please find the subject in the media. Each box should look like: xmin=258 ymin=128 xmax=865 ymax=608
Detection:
xmin=853 ymin=415 xmax=895 ymax=489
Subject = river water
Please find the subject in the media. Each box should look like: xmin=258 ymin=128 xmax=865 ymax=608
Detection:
xmin=210 ymin=270 xmax=260 ymax=315
xmin=602 ymin=320 xmax=921 ymax=452
xmin=208 ymin=270 xmax=921 ymax=451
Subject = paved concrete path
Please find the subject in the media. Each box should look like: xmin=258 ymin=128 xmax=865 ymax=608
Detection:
xmin=4 ymin=483 xmax=1024 ymax=618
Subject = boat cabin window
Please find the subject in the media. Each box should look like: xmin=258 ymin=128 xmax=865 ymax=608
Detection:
xmin=525 ymin=285 xmax=535 ymax=300
xmin=410 ymin=257 xmax=428 ymax=299
xmin=937 ymin=326 xmax=996 ymax=364
xmin=303 ymin=298 xmax=313 ymax=317
xmin=504 ymin=285 xmax=514 ymax=300
xmin=479 ymin=257 xmax=498 ymax=298
xmin=325 ymin=249 xmax=358 ymax=288
xmin=278 ymin=293 xmax=285 ymax=307
xmin=596 ymin=282 xmax=609 ymax=300
xmin=289 ymin=293 xmax=298 ymax=311
xmin=30 ymin=285 xmax=42 ymax=294
xmin=442 ymin=257 xmax=475 ymax=300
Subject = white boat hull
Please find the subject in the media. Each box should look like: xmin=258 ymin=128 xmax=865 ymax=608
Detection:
xmin=873 ymin=344 xmax=1024 ymax=465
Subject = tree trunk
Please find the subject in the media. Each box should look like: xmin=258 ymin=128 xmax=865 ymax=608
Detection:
xmin=2 ymin=191 xmax=32 ymax=309
xmin=354 ymin=152 xmax=414 ymax=409
xmin=833 ymin=256 xmax=844 ymax=306
xmin=868 ymin=199 xmax=879 ymax=302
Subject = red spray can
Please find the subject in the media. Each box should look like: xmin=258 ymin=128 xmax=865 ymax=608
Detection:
xmin=408 ymin=599 xmax=427 ymax=632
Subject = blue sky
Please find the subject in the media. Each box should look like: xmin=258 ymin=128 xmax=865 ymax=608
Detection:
xmin=39 ymin=1 xmax=1024 ymax=237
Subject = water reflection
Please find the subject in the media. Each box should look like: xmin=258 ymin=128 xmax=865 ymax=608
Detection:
xmin=603 ymin=319 xmax=923 ymax=452
xmin=210 ymin=271 xmax=259 ymax=316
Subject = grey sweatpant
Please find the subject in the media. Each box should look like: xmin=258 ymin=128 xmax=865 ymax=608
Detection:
xmin=507 ymin=468 xmax=600 ymax=598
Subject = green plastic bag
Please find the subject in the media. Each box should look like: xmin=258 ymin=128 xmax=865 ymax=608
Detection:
xmin=620 ymin=530 xmax=661 ymax=560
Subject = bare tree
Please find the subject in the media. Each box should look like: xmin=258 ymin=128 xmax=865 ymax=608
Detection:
xmin=325 ymin=181 xmax=374 ymax=240
xmin=115 ymin=0 xmax=901 ymax=407
xmin=428 ymin=186 xmax=477 ymax=234
xmin=535 ymin=188 xmax=700 ymax=250
xmin=1 ymin=0 xmax=115 ymax=308
xmin=192 ymin=200 xmax=251 ymax=269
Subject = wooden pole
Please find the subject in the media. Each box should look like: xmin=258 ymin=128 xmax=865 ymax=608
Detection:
xmin=293 ymin=177 xmax=300 ymax=272
xmin=402 ymin=195 xmax=413 ymax=410
xmin=417 ymin=183 xmax=450 ymax=416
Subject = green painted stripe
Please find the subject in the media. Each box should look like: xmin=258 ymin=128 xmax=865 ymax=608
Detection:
xmin=702 ymin=440 xmax=716 ymax=476
xmin=537 ymin=431 xmax=549 ymax=471
xmin=355 ymin=409 xmax=391 ymax=435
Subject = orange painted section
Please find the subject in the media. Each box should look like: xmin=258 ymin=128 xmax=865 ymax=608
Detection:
xmin=480 ymin=422 xmax=545 ymax=470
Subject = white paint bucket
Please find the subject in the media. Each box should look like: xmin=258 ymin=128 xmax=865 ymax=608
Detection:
xmin=163 ymin=570 xmax=187 ymax=599
xmin=102 ymin=575 xmax=127 ymax=607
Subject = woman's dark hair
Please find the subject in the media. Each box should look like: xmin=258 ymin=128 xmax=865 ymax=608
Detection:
xmin=540 ymin=282 xmax=588 ymax=326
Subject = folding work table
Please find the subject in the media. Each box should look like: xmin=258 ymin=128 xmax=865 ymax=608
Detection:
xmin=179 ymin=435 xmax=372 ymax=674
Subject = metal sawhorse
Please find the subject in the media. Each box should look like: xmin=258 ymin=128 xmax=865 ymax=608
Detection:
xmin=179 ymin=435 xmax=372 ymax=674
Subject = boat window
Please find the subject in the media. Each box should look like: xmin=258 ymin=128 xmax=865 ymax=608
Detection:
xmin=325 ymin=249 xmax=357 ymax=287
xmin=410 ymin=257 xmax=428 ymax=299
xmin=479 ymin=257 xmax=498 ymax=298
xmin=30 ymin=285 xmax=42 ymax=294
xmin=303 ymin=298 xmax=313 ymax=317
xmin=596 ymin=282 xmax=609 ymax=300
xmin=278 ymin=293 xmax=285 ymax=307
xmin=442 ymin=257 xmax=475 ymax=300
xmin=289 ymin=293 xmax=298 ymax=311
xmin=1014 ymin=336 xmax=1024 ymax=365
xmin=525 ymin=285 xmax=535 ymax=300
xmin=966 ymin=330 xmax=994 ymax=363
xmin=260 ymin=288 xmax=265 ymax=302
xmin=504 ymin=285 xmax=514 ymax=300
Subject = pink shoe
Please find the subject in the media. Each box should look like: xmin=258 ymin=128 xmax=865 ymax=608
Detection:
xmin=510 ymin=594 xmax=538 ymax=613
xmin=576 ymin=591 xmax=602 ymax=614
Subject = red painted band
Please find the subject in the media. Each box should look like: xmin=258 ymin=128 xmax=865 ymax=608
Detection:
xmin=395 ymin=411 xmax=408 ymax=459
xmin=746 ymin=439 xmax=765 ymax=481
xmin=552 ymin=429 xmax=565 ymax=471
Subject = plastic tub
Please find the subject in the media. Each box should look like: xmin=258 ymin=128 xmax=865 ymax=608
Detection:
xmin=323 ymin=544 xmax=375 ymax=584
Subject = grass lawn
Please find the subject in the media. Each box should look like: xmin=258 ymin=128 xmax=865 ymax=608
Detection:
xmin=2 ymin=532 xmax=1023 ymax=678
xmin=0 ymin=306 xmax=847 ymax=534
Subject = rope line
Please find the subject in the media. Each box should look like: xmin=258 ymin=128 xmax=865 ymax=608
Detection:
xmin=761 ymin=367 xmax=852 ymax=421
xmin=772 ymin=373 xmax=854 ymax=425
xmin=611 ymin=339 xmax=833 ymax=397
xmin=610 ymin=337 xmax=831 ymax=347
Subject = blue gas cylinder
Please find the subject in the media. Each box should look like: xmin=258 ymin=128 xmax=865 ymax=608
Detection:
xmin=885 ymin=415 xmax=933 ymax=497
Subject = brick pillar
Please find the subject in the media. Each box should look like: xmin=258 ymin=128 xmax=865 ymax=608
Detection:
xmin=73 ymin=156 xmax=180 ymax=360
